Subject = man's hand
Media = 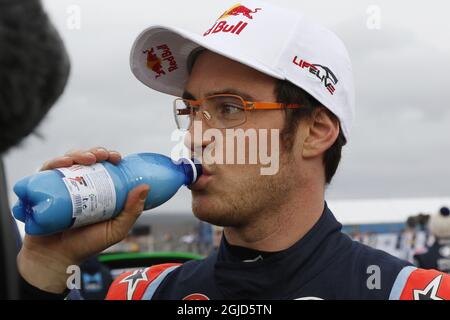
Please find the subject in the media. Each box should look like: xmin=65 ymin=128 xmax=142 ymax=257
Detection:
xmin=17 ymin=147 xmax=150 ymax=294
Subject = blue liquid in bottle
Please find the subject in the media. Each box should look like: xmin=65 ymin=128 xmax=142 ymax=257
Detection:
xmin=12 ymin=153 xmax=202 ymax=235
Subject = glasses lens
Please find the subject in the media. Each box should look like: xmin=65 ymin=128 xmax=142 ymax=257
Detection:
xmin=174 ymin=99 xmax=193 ymax=130
xmin=205 ymin=95 xmax=245 ymax=128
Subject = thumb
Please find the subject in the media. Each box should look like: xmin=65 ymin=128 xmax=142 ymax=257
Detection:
xmin=123 ymin=184 xmax=150 ymax=217
xmin=107 ymin=184 xmax=150 ymax=244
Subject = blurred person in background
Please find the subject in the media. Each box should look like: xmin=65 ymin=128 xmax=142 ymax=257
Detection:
xmin=196 ymin=221 xmax=213 ymax=255
xmin=0 ymin=0 xmax=70 ymax=299
xmin=401 ymin=214 xmax=431 ymax=262
xmin=414 ymin=207 xmax=450 ymax=274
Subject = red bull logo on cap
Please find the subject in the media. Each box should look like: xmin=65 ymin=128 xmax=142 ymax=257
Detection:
xmin=204 ymin=3 xmax=262 ymax=37
xmin=143 ymin=44 xmax=178 ymax=79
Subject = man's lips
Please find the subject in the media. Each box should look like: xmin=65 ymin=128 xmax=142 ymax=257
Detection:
xmin=200 ymin=166 xmax=213 ymax=176
xmin=189 ymin=167 xmax=214 ymax=191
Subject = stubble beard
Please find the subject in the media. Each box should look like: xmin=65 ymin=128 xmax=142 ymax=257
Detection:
xmin=191 ymin=151 xmax=294 ymax=229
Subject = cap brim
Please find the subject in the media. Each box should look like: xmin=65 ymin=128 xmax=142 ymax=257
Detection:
xmin=130 ymin=25 xmax=284 ymax=97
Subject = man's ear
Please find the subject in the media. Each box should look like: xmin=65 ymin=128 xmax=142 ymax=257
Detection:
xmin=302 ymin=108 xmax=340 ymax=159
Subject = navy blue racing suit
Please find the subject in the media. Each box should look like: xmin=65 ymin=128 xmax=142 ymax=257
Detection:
xmin=107 ymin=203 xmax=450 ymax=300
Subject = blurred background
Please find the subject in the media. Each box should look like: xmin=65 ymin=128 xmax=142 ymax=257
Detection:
xmin=2 ymin=1 xmax=450 ymax=293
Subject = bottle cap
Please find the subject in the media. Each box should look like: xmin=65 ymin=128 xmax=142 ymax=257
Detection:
xmin=181 ymin=158 xmax=203 ymax=185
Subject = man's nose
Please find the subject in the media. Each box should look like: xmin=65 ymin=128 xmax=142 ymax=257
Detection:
xmin=184 ymin=119 xmax=214 ymax=155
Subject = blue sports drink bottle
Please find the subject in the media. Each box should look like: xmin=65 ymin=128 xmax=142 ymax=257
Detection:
xmin=12 ymin=153 xmax=202 ymax=235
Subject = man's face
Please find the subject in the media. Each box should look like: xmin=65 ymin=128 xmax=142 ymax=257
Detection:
xmin=184 ymin=51 xmax=302 ymax=228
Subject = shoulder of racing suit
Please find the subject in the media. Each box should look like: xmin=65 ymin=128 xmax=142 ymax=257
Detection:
xmin=336 ymin=239 xmax=450 ymax=300
xmin=389 ymin=266 xmax=450 ymax=300
xmin=105 ymin=263 xmax=182 ymax=300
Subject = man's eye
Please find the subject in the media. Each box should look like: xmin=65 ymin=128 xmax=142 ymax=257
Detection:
xmin=220 ymin=103 xmax=242 ymax=114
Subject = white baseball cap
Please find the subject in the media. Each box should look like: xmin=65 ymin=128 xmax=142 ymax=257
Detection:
xmin=130 ymin=0 xmax=355 ymax=139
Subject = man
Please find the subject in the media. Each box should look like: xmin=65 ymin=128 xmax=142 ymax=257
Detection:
xmin=18 ymin=1 xmax=450 ymax=299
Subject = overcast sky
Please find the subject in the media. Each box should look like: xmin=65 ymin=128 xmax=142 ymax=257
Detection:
xmin=4 ymin=0 xmax=450 ymax=220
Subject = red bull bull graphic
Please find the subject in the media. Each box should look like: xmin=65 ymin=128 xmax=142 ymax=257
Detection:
xmin=204 ymin=4 xmax=262 ymax=37
xmin=218 ymin=4 xmax=262 ymax=20
xmin=143 ymin=48 xmax=165 ymax=79
xmin=293 ymin=56 xmax=338 ymax=95
xmin=143 ymin=44 xmax=178 ymax=79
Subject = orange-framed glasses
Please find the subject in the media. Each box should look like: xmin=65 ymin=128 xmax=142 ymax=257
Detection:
xmin=173 ymin=94 xmax=303 ymax=130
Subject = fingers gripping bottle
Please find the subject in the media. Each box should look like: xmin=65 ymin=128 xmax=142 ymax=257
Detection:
xmin=12 ymin=153 xmax=202 ymax=235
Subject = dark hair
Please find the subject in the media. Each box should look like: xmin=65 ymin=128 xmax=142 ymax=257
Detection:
xmin=276 ymin=80 xmax=346 ymax=184
xmin=187 ymin=49 xmax=346 ymax=184
xmin=0 ymin=0 xmax=70 ymax=154
xmin=440 ymin=207 xmax=450 ymax=217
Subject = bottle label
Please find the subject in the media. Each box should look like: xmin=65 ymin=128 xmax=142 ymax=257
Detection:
xmin=57 ymin=163 xmax=116 ymax=228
